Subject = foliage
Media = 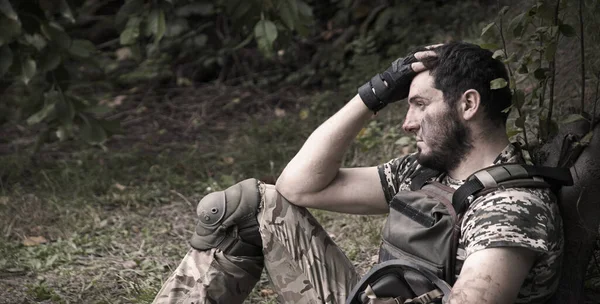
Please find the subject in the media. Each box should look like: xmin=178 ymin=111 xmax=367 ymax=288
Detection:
xmin=479 ymin=0 xmax=600 ymax=161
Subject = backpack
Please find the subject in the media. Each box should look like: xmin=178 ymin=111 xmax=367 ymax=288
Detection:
xmin=346 ymin=117 xmax=600 ymax=304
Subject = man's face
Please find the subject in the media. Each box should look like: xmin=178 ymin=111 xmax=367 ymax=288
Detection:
xmin=402 ymin=71 xmax=473 ymax=172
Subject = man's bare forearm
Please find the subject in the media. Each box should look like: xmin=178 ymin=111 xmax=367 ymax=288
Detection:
xmin=276 ymin=94 xmax=372 ymax=197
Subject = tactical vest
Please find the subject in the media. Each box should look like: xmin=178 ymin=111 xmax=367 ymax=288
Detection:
xmin=347 ymin=163 xmax=572 ymax=304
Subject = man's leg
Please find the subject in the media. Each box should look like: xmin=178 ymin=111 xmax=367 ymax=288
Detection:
xmin=258 ymin=183 xmax=360 ymax=304
xmin=152 ymin=248 xmax=263 ymax=304
xmin=153 ymin=180 xmax=359 ymax=304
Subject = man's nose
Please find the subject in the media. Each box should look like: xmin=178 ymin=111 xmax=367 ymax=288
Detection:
xmin=402 ymin=113 xmax=420 ymax=133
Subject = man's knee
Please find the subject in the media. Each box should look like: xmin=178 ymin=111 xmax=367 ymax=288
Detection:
xmin=190 ymin=178 xmax=263 ymax=256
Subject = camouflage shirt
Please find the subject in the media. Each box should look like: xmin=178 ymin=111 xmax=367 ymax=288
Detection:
xmin=377 ymin=144 xmax=564 ymax=303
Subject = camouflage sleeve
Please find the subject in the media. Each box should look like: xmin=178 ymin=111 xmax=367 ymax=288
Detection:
xmin=460 ymin=188 xmax=558 ymax=257
xmin=377 ymin=153 xmax=418 ymax=203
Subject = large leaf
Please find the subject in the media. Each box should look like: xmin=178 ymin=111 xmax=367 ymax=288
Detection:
xmin=53 ymin=91 xmax=75 ymax=125
xmin=69 ymin=39 xmax=96 ymax=58
xmin=146 ymin=9 xmax=166 ymax=43
xmin=98 ymin=119 xmax=123 ymax=135
xmin=116 ymin=0 xmax=143 ymax=29
xmin=79 ymin=114 xmax=107 ymax=144
xmin=41 ymin=22 xmax=71 ymax=49
xmin=21 ymin=58 xmax=37 ymax=85
xmin=120 ymin=17 xmax=141 ymax=45
xmin=59 ymin=0 xmax=75 ymax=23
xmin=279 ymin=0 xmax=299 ymax=30
xmin=559 ymin=24 xmax=576 ymax=37
xmin=0 ymin=17 xmax=21 ymax=46
xmin=38 ymin=47 xmax=62 ymax=72
xmin=560 ymin=114 xmax=587 ymax=124
xmin=254 ymin=19 xmax=278 ymax=56
xmin=0 ymin=0 xmax=18 ymax=21
xmin=27 ymin=102 xmax=56 ymax=125
xmin=481 ymin=22 xmax=495 ymax=37
xmin=0 ymin=45 xmax=12 ymax=77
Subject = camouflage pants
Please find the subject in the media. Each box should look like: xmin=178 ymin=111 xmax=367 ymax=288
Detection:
xmin=153 ymin=183 xmax=360 ymax=304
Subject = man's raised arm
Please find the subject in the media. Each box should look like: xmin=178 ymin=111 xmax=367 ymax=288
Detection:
xmin=276 ymin=51 xmax=435 ymax=214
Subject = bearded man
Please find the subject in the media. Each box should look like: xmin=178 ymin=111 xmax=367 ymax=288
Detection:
xmin=153 ymin=42 xmax=563 ymax=304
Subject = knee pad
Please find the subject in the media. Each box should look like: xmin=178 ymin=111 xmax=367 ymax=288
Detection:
xmin=190 ymin=178 xmax=263 ymax=256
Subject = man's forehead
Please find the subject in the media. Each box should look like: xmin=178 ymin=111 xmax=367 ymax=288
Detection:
xmin=409 ymin=71 xmax=439 ymax=99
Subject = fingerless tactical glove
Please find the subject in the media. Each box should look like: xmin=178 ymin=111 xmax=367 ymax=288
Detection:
xmin=358 ymin=55 xmax=418 ymax=113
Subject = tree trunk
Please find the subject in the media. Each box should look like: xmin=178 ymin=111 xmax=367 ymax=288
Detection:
xmin=542 ymin=120 xmax=600 ymax=304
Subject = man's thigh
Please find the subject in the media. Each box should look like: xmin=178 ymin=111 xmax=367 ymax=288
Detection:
xmin=259 ymin=183 xmax=360 ymax=304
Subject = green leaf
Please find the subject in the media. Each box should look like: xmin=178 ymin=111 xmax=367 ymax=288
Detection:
xmin=375 ymin=8 xmax=393 ymax=31
xmin=38 ymin=47 xmax=62 ymax=72
xmin=515 ymin=115 xmax=525 ymax=128
xmin=69 ymin=39 xmax=96 ymax=58
xmin=175 ymin=3 xmax=214 ymax=17
xmin=559 ymin=24 xmax=576 ymax=37
xmin=116 ymin=0 xmax=143 ymax=29
xmin=560 ymin=114 xmax=587 ymax=124
xmin=59 ymin=0 xmax=75 ymax=23
xmin=254 ymin=19 xmax=278 ymax=56
xmin=41 ymin=22 xmax=71 ymax=49
xmin=297 ymin=0 xmax=313 ymax=17
xmin=84 ymin=105 xmax=113 ymax=115
xmin=490 ymin=78 xmax=508 ymax=90
xmin=534 ymin=68 xmax=548 ymax=80
xmin=481 ymin=22 xmax=496 ymax=37
xmin=0 ymin=0 xmax=18 ymax=21
xmin=492 ymin=49 xmax=505 ymax=59
xmin=508 ymin=13 xmax=527 ymax=37
xmin=98 ymin=119 xmax=123 ymax=135
xmin=517 ymin=63 xmax=528 ymax=74
xmin=21 ymin=58 xmax=36 ymax=85
xmin=580 ymin=131 xmax=594 ymax=145
xmin=79 ymin=114 xmax=107 ymax=144
xmin=479 ymin=43 xmax=500 ymax=50
xmin=27 ymin=102 xmax=56 ymax=125
xmin=506 ymin=128 xmax=521 ymax=138
xmin=536 ymin=2 xmax=554 ymax=20
xmin=0 ymin=17 xmax=22 ymax=46
xmin=0 ymin=45 xmax=13 ymax=77
xmin=120 ymin=17 xmax=141 ymax=45
xmin=146 ymin=9 xmax=167 ymax=43
xmin=50 ymin=90 xmax=75 ymax=125
xmin=279 ymin=0 xmax=299 ymax=30
xmin=545 ymin=42 xmax=557 ymax=62
xmin=499 ymin=6 xmax=509 ymax=16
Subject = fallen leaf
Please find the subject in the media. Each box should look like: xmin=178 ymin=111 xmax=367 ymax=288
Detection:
xmin=23 ymin=236 xmax=48 ymax=246
xmin=274 ymin=108 xmax=286 ymax=117
xmin=223 ymin=157 xmax=235 ymax=165
xmin=116 ymin=47 xmax=133 ymax=61
xmin=122 ymin=260 xmax=137 ymax=269
xmin=114 ymin=183 xmax=126 ymax=191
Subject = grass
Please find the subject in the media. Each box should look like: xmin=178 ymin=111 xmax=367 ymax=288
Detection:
xmin=0 ymin=84 xmax=402 ymax=303
xmin=2 ymin=83 xmax=599 ymax=303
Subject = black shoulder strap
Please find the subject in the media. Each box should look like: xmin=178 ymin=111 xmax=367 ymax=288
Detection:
xmin=452 ymin=164 xmax=573 ymax=214
xmin=409 ymin=167 xmax=441 ymax=191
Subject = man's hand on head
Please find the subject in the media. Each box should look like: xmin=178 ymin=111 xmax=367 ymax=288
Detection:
xmin=358 ymin=47 xmax=439 ymax=113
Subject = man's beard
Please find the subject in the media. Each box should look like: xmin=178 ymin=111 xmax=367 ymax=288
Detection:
xmin=416 ymin=106 xmax=473 ymax=173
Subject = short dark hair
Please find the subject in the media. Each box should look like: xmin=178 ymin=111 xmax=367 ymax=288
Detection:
xmin=420 ymin=42 xmax=512 ymax=126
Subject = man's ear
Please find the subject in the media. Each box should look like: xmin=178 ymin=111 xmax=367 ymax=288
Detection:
xmin=459 ymin=89 xmax=481 ymax=121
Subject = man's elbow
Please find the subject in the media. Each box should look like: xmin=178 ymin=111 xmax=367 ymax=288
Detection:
xmin=275 ymin=177 xmax=306 ymax=207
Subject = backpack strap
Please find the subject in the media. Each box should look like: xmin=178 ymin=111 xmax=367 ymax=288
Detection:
xmin=452 ymin=164 xmax=573 ymax=214
xmin=409 ymin=167 xmax=441 ymax=191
